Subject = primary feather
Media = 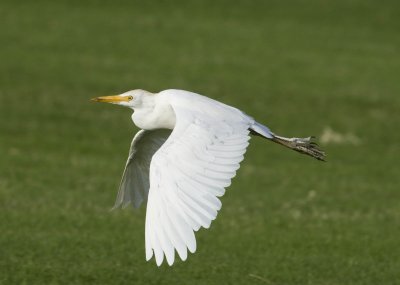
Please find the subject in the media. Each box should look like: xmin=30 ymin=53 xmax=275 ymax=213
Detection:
xmin=92 ymin=89 xmax=325 ymax=266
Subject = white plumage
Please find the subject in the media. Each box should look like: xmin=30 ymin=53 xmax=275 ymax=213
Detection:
xmin=92 ymin=89 xmax=325 ymax=266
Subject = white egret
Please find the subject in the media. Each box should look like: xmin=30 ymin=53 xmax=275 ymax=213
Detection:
xmin=92 ymin=89 xmax=325 ymax=266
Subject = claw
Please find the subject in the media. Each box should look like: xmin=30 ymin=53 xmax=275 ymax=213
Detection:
xmin=271 ymin=134 xmax=326 ymax=161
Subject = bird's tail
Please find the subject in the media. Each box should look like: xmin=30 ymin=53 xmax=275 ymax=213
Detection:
xmin=250 ymin=122 xmax=326 ymax=161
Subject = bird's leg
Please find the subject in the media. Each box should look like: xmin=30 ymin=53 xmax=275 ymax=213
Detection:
xmin=270 ymin=134 xmax=326 ymax=161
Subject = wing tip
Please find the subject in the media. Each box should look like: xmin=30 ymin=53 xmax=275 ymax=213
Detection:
xmin=188 ymin=242 xmax=197 ymax=254
xmin=166 ymin=253 xmax=175 ymax=266
xmin=155 ymin=254 xmax=164 ymax=267
xmin=146 ymin=248 xmax=153 ymax=261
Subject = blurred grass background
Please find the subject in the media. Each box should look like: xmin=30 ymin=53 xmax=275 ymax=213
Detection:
xmin=1 ymin=0 xmax=399 ymax=284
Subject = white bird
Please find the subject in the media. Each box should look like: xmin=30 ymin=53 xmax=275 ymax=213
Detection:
xmin=92 ymin=89 xmax=325 ymax=266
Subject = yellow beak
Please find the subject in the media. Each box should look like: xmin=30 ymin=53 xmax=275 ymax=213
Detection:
xmin=91 ymin=95 xmax=131 ymax=103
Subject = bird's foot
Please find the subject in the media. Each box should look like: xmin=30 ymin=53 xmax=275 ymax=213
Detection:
xmin=292 ymin=136 xmax=326 ymax=161
xmin=272 ymin=135 xmax=326 ymax=161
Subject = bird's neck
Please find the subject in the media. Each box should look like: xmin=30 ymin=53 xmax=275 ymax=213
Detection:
xmin=140 ymin=94 xmax=156 ymax=110
xmin=131 ymin=93 xmax=175 ymax=130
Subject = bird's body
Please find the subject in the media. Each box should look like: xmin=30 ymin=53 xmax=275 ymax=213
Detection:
xmin=131 ymin=89 xmax=251 ymax=131
xmin=92 ymin=89 xmax=325 ymax=266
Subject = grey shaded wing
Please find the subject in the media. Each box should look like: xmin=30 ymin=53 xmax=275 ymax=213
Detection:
xmin=113 ymin=129 xmax=172 ymax=209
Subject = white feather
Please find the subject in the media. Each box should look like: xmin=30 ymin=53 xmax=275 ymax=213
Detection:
xmin=111 ymin=89 xmax=266 ymax=266
xmin=95 ymin=88 xmax=322 ymax=267
xmin=143 ymin=91 xmax=254 ymax=265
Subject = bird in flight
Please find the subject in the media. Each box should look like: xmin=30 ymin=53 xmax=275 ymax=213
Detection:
xmin=92 ymin=89 xmax=325 ymax=266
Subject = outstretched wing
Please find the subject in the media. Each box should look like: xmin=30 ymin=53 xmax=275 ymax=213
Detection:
xmin=114 ymin=129 xmax=172 ymax=209
xmin=145 ymin=92 xmax=253 ymax=266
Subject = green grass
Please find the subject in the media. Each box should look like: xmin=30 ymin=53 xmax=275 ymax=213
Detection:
xmin=1 ymin=0 xmax=400 ymax=284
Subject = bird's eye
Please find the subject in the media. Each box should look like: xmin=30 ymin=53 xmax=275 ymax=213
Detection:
xmin=128 ymin=96 xmax=133 ymax=100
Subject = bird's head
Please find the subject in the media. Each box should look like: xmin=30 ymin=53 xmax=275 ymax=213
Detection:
xmin=91 ymin=89 xmax=152 ymax=109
